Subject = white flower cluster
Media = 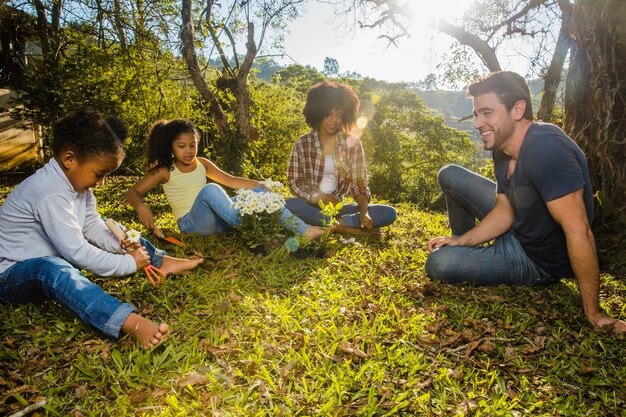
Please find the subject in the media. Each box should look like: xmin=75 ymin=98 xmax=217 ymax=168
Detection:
xmin=259 ymin=179 xmax=285 ymax=193
xmin=234 ymin=188 xmax=285 ymax=216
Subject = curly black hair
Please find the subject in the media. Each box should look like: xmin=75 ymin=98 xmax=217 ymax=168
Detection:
xmin=146 ymin=119 xmax=199 ymax=171
xmin=51 ymin=107 xmax=127 ymax=162
xmin=303 ymin=81 xmax=360 ymax=130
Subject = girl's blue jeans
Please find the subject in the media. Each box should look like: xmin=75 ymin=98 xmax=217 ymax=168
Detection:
xmin=0 ymin=235 xmax=163 ymax=338
xmin=177 ymin=184 xmax=310 ymax=236
xmin=284 ymin=198 xmax=397 ymax=229
xmin=424 ymin=164 xmax=555 ymax=286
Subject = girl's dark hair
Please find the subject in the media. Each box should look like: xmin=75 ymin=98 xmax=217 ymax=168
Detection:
xmin=51 ymin=107 xmax=127 ymax=161
xmin=147 ymin=119 xmax=199 ymax=170
xmin=303 ymin=81 xmax=360 ymax=130
xmin=468 ymin=71 xmax=534 ymax=120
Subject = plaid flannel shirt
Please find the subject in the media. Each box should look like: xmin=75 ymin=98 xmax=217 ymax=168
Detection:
xmin=287 ymin=130 xmax=371 ymax=204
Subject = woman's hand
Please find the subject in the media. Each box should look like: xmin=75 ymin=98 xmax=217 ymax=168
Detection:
xmin=317 ymin=193 xmax=340 ymax=205
xmin=360 ymin=211 xmax=373 ymax=229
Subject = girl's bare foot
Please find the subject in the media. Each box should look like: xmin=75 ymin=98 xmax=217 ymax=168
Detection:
xmin=304 ymin=226 xmax=326 ymax=240
xmin=122 ymin=313 xmax=169 ymax=349
xmin=159 ymin=256 xmax=204 ymax=275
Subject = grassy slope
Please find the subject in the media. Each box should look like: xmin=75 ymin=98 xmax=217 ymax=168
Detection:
xmin=0 ymin=176 xmax=624 ymax=417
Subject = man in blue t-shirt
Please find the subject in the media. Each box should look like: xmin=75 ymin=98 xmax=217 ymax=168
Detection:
xmin=425 ymin=71 xmax=625 ymax=337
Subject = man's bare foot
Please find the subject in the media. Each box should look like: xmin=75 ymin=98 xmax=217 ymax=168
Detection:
xmin=122 ymin=313 xmax=169 ymax=349
xmin=159 ymin=256 xmax=204 ymax=275
xmin=304 ymin=226 xmax=326 ymax=240
xmin=330 ymin=223 xmax=383 ymax=236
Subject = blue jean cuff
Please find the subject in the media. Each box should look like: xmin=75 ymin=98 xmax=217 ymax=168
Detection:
xmin=103 ymin=303 xmax=136 ymax=338
xmin=341 ymin=214 xmax=359 ymax=228
xmin=151 ymin=249 xmax=166 ymax=268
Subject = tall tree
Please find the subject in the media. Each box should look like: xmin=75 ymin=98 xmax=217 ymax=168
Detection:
xmin=180 ymin=0 xmax=306 ymax=174
xmin=564 ymin=0 xmax=626 ymax=229
xmin=340 ymin=0 xmax=570 ymax=121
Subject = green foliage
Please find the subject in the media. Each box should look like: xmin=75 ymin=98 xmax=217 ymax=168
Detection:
xmin=243 ymin=79 xmax=309 ymax=181
xmin=355 ymin=79 xmax=479 ymax=208
xmin=13 ymin=32 xmax=199 ymax=172
xmin=271 ymin=64 xmax=327 ymax=94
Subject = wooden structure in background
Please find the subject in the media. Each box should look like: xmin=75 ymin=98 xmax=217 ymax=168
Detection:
xmin=0 ymin=88 xmax=42 ymax=172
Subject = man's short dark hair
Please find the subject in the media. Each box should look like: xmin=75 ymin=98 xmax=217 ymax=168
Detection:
xmin=468 ymin=71 xmax=534 ymax=120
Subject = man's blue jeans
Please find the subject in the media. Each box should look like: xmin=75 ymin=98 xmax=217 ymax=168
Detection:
xmin=425 ymin=164 xmax=555 ymax=286
xmin=0 ymin=236 xmax=164 ymax=338
xmin=284 ymin=198 xmax=397 ymax=228
xmin=177 ymin=184 xmax=309 ymax=236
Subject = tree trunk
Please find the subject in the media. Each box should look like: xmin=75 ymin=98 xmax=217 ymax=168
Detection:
xmin=564 ymin=0 xmax=626 ymax=229
xmin=180 ymin=0 xmax=230 ymax=143
xmin=537 ymin=0 xmax=573 ymax=122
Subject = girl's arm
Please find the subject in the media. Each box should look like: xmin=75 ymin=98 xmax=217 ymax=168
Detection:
xmin=125 ymin=168 xmax=167 ymax=234
xmin=198 ymin=157 xmax=263 ymax=189
xmin=36 ymin=194 xmax=136 ymax=276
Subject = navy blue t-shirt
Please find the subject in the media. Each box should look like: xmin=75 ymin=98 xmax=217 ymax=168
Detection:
xmin=493 ymin=123 xmax=593 ymax=278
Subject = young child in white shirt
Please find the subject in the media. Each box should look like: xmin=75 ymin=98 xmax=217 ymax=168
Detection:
xmin=0 ymin=108 xmax=202 ymax=348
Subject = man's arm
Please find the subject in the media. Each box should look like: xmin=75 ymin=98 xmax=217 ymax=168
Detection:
xmin=546 ymin=188 xmax=626 ymax=335
xmin=427 ymin=193 xmax=515 ymax=251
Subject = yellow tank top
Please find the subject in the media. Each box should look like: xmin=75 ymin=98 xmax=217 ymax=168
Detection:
xmin=162 ymin=159 xmax=207 ymax=220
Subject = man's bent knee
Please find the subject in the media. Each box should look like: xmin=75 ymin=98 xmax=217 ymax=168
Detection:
xmin=437 ymin=164 xmax=463 ymax=189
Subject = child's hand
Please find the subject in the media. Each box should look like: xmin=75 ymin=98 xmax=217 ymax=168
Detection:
xmin=151 ymin=226 xmax=166 ymax=240
xmin=121 ymin=238 xmax=142 ymax=252
xmin=129 ymin=246 xmax=151 ymax=269
xmin=137 ymin=205 xmax=157 ymax=232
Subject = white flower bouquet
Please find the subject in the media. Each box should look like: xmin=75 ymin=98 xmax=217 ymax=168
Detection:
xmin=233 ymin=180 xmax=288 ymax=249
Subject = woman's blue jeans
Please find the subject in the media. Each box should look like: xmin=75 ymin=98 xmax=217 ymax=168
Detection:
xmin=284 ymin=198 xmax=397 ymax=228
xmin=0 ymin=235 xmax=164 ymax=338
xmin=425 ymin=164 xmax=555 ymax=286
xmin=177 ymin=184 xmax=310 ymax=236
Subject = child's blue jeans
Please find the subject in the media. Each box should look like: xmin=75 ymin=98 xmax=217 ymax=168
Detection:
xmin=177 ymin=184 xmax=310 ymax=236
xmin=424 ymin=164 xmax=555 ymax=286
xmin=284 ymin=198 xmax=397 ymax=229
xmin=0 ymin=236 xmax=163 ymax=338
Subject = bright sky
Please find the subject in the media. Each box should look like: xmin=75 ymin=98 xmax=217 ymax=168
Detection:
xmin=278 ymin=1 xmax=472 ymax=84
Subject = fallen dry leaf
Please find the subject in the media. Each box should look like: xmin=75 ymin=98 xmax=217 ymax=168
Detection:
xmin=176 ymin=372 xmax=209 ymax=388
xmin=580 ymin=366 xmax=598 ymax=375
xmin=338 ymin=341 xmax=369 ymax=359
xmin=129 ymin=390 xmax=149 ymax=405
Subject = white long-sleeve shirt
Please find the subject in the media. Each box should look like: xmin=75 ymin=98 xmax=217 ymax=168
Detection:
xmin=0 ymin=158 xmax=136 ymax=276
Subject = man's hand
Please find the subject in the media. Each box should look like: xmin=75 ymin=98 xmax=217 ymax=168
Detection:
xmin=588 ymin=312 xmax=626 ymax=336
xmin=426 ymin=236 xmax=462 ymax=252
xmin=360 ymin=211 xmax=373 ymax=229
xmin=129 ymin=246 xmax=151 ymax=270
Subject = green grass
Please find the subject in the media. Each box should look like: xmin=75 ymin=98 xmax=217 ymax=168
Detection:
xmin=1 ymin=176 xmax=625 ymax=416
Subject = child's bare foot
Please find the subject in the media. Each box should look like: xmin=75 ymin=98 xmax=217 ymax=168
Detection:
xmin=122 ymin=313 xmax=169 ymax=349
xmin=304 ymin=225 xmax=326 ymax=240
xmin=159 ymin=256 xmax=204 ymax=275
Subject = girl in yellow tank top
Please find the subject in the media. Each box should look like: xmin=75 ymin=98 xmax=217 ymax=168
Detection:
xmin=125 ymin=119 xmax=324 ymax=239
